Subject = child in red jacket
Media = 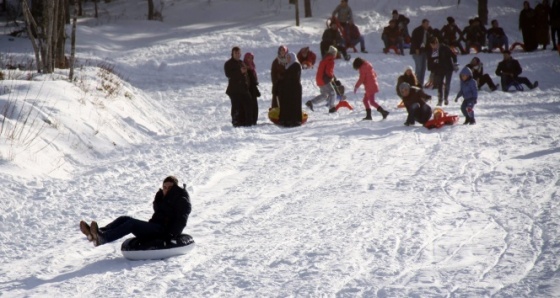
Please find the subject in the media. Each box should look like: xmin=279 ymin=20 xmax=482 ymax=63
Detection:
xmin=352 ymin=57 xmax=389 ymax=120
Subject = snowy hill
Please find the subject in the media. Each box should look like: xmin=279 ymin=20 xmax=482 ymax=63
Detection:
xmin=1 ymin=0 xmax=559 ymax=296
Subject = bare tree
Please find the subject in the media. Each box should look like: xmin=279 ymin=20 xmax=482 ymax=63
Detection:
xmin=69 ymin=0 xmax=78 ymax=80
xmin=304 ymin=0 xmax=311 ymax=17
xmin=148 ymin=0 xmax=154 ymax=20
xmin=21 ymin=0 xmax=68 ymax=73
xmin=478 ymin=0 xmax=488 ymax=25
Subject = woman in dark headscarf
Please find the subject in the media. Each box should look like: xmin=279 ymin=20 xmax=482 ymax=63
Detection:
xmin=270 ymin=45 xmax=288 ymax=108
xmin=243 ymin=52 xmax=260 ymax=125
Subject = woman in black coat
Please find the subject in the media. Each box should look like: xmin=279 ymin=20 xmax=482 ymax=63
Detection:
xmin=519 ymin=1 xmax=538 ymax=52
xmin=278 ymin=52 xmax=303 ymax=127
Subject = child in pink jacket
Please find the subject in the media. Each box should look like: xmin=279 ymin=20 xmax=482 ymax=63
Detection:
xmin=352 ymin=58 xmax=389 ymax=120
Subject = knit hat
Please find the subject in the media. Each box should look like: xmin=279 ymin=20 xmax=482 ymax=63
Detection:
xmin=399 ymin=82 xmax=411 ymax=92
xmin=328 ymin=46 xmax=338 ymax=56
xmin=405 ymin=65 xmax=414 ymax=73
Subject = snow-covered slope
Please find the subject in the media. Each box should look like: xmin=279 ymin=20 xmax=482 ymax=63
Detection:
xmin=0 ymin=0 xmax=559 ymax=296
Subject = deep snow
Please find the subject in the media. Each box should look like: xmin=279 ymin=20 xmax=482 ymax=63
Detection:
xmin=1 ymin=0 xmax=559 ymax=297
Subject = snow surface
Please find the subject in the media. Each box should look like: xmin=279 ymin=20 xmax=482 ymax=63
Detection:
xmin=1 ymin=0 xmax=560 ymax=296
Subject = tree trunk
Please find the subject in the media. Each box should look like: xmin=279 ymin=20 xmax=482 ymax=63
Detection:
xmin=147 ymin=0 xmax=154 ymax=20
xmin=304 ymin=0 xmax=311 ymax=17
xmin=94 ymin=0 xmax=98 ymax=18
xmin=69 ymin=0 xmax=78 ymax=80
xmin=21 ymin=0 xmax=43 ymax=73
xmin=295 ymin=0 xmax=299 ymax=26
xmin=478 ymin=0 xmax=488 ymax=25
xmin=54 ymin=0 xmax=67 ymax=69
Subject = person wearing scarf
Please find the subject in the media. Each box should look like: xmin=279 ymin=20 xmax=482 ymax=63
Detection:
xmin=270 ymin=45 xmax=288 ymax=108
xmin=277 ymin=52 xmax=303 ymax=127
xmin=243 ymin=52 xmax=260 ymax=125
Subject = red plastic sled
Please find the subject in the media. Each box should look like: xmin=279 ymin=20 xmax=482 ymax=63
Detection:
xmin=423 ymin=108 xmax=458 ymax=129
xmin=335 ymin=100 xmax=353 ymax=111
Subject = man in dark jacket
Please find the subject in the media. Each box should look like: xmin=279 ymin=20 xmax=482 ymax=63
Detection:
xmin=410 ymin=19 xmax=432 ymax=87
xmin=224 ymin=46 xmax=255 ymax=127
xmin=495 ymin=51 xmax=539 ymax=91
xmin=486 ymin=19 xmax=509 ymax=52
xmin=399 ymin=82 xmax=433 ymax=126
xmin=441 ymin=17 xmax=467 ymax=54
xmin=392 ymin=10 xmax=411 ymax=41
xmin=427 ymin=37 xmax=458 ymax=106
xmin=81 ymin=176 xmax=192 ymax=247
xmin=320 ymin=21 xmax=351 ymax=60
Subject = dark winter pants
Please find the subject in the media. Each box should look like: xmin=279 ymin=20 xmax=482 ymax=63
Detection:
xmin=228 ymin=91 xmax=255 ymax=126
xmin=406 ymin=103 xmax=432 ymax=125
xmin=99 ymin=216 xmax=165 ymax=243
xmin=551 ymin=26 xmax=560 ymax=48
xmin=477 ymin=74 xmax=497 ymax=90
xmin=500 ymin=76 xmax=533 ymax=92
xmin=382 ymin=35 xmax=405 ymax=55
xmin=460 ymin=98 xmax=477 ymax=120
xmin=433 ymin=71 xmax=453 ymax=103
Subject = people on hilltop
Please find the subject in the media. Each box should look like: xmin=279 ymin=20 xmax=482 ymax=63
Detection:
xmin=535 ymin=0 xmax=552 ymax=50
xmin=348 ymin=23 xmax=368 ymax=53
xmin=462 ymin=18 xmax=486 ymax=53
xmin=441 ymin=17 xmax=467 ymax=55
xmin=486 ymin=19 xmax=509 ymax=52
xmin=243 ymin=52 xmax=260 ymax=125
xmin=391 ymin=10 xmax=411 ymax=42
xmin=277 ymin=52 xmax=303 ymax=127
xmin=466 ymin=57 xmax=498 ymax=92
xmin=398 ymin=82 xmax=433 ymax=126
xmin=80 ymin=176 xmax=191 ymax=247
xmin=382 ymin=19 xmax=405 ymax=55
xmin=321 ymin=21 xmax=351 ymax=61
xmin=519 ymin=1 xmax=538 ymax=52
xmin=270 ymin=45 xmax=288 ymax=109
xmin=551 ymin=0 xmax=560 ymax=51
xmin=305 ymin=46 xmax=339 ymax=113
xmin=454 ymin=67 xmax=478 ymax=125
xmin=410 ymin=19 xmax=433 ymax=87
xmin=352 ymin=57 xmax=389 ymax=120
xmin=297 ymin=47 xmax=317 ymax=69
xmin=427 ymin=37 xmax=458 ymax=106
xmin=224 ymin=46 xmax=255 ymax=127
xmin=495 ymin=50 xmax=539 ymax=91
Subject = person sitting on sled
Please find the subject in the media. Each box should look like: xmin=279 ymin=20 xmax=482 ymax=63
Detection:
xmin=352 ymin=57 xmax=389 ymax=120
xmin=495 ymin=50 xmax=538 ymax=91
xmin=305 ymin=46 xmax=339 ymax=113
xmin=80 ymin=176 xmax=191 ymax=247
xmin=455 ymin=67 xmax=478 ymax=125
xmin=398 ymin=82 xmax=433 ymax=126
xmin=297 ymin=47 xmax=317 ymax=69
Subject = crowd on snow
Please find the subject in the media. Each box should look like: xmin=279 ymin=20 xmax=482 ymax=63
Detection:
xmin=224 ymin=0 xmax=558 ymax=128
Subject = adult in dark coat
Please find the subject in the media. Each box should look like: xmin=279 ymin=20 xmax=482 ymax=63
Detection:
xmin=224 ymin=47 xmax=254 ymax=126
xmin=321 ymin=21 xmax=350 ymax=60
xmin=495 ymin=51 xmax=538 ymax=91
xmin=382 ymin=19 xmax=405 ymax=55
xmin=244 ymin=52 xmax=260 ymax=125
xmin=278 ymin=52 xmax=303 ymax=127
xmin=81 ymin=176 xmax=192 ymax=247
xmin=519 ymin=1 xmax=538 ymax=52
xmin=271 ymin=45 xmax=288 ymax=109
xmin=398 ymin=82 xmax=433 ymax=126
xmin=396 ymin=66 xmax=423 ymax=99
xmin=427 ymin=37 xmax=457 ymax=106
xmin=535 ymin=0 xmax=552 ymax=49
xmin=410 ymin=19 xmax=432 ymax=86
xmin=551 ymin=0 xmax=560 ymax=50
xmin=441 ymin=17 xmax=466 ymax=54
xmin=466 ymin=57 xmax=498 ymax=91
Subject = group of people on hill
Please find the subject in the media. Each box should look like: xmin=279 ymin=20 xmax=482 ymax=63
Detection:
xmin=223 ymin=0 xmax=547 ymax=128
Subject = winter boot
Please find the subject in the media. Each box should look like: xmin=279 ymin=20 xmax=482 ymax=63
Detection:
xmin=530 ymin=81 xmax=539 ymax=90
xmin=328 ymin=107 xmax=337 ymax=113
xmin=80 ymin=220 xmax=93 ymax=241
xmin=90 ymin=221 xmax=105 ymax=247
xmin=305 ymin=101 xmax=314 ymax=111
xmin=437 ymin=99 xmax=443 ymax=106
xmin=463 ymin=116 xmax=471 ymax=125
xmin=362 ymin=109 xmax=372 ymax=120
xmin=377 ymin=107 xmax=389 ymax=119
xmin=469 ymin=118 xmax=476 ymax=125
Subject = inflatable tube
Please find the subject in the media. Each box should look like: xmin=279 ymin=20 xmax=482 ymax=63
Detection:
xmin=268 ymin=107 xmax=308 ymax=125
xmin=121 ymin=234 xmax=195 ymax=260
